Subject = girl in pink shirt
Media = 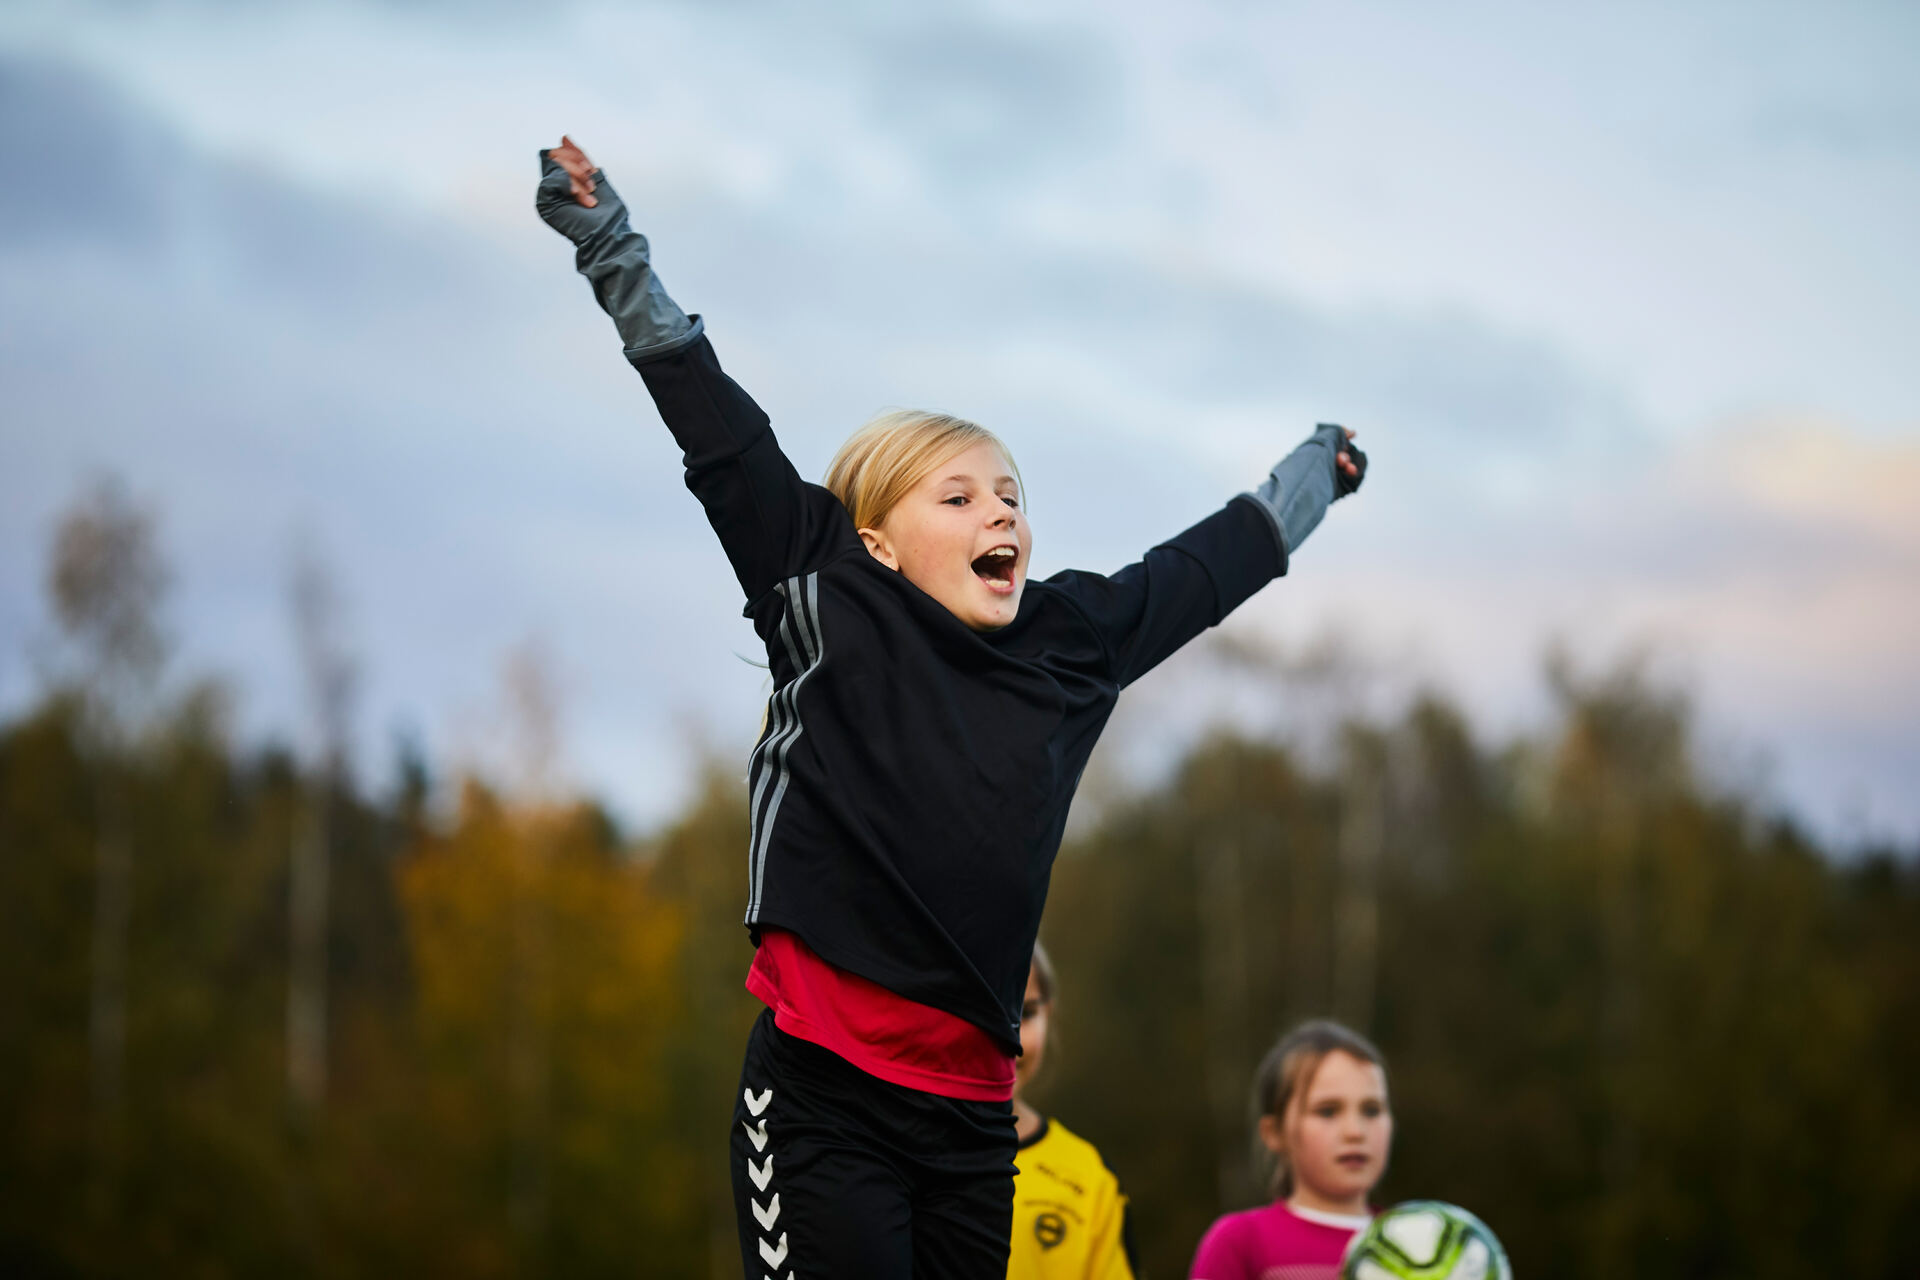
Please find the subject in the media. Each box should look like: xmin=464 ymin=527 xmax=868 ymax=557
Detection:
xmin=1189 ymin=1021 xmax=1393 ymax=1280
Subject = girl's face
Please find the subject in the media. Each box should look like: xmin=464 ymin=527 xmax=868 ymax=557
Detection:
xmin=1261 ymin=1049 xmax=1392 ymax=1216
xmin=1014 ymin=963 xmax=1050 ymax=1093
xmin=858 ymin=440 xmax=1031 ymax=632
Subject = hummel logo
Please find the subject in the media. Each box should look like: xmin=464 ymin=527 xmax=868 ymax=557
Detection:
xmin=745 ymin=1087 xmax=773 ymax=1116
xmin=753 ymin=1194 xmax=780 ymax=1231
xmin=759 ymin=1232 xmax=789 ymax=1268
xmin=748 ymin=1154 xmax=773 ymax=1192
xmin=744 ymin=1118 xmax=769 ymax=1152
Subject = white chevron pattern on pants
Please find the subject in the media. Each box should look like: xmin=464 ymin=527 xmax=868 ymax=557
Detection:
xmin=744 ymin=1117 xmax=769 ymax=1151
xmin=759 ymin=1233 xmax=788 ymax=1268
xmin=744 ymin=1077 xmax=791 ymax=1279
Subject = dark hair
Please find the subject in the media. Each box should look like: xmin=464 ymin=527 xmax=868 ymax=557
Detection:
xmin=1251 ymin=1019 xmax=1387 ymax=1198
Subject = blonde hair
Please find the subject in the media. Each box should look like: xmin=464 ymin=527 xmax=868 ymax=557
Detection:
xmin=1030 ymin=939 xmax=1057 ymax=1005
xmin=823 ymin=409 xmax=1022 ymax=533
xmin=1252 ymin=1019 xmax=1386 ymax=1198
xmin=1023 ymin=940 xmax=1059 ymax=1085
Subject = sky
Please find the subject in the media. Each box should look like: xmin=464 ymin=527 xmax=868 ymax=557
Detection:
xmin=2 ymin=0 xmax=1916 ymax=847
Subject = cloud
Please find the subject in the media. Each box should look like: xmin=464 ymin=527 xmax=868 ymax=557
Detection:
xmin=858 ymin=15 xmax=1124 ymax=188
xmin=1607 ymin=421 xmax=1920 ymax=709
xmin=1160 ymin=414 xmax=1920 ymax=843
xmin=2 ymin=33 xmax=1914 ymax=847
xmin=0 ymin=58 xmax=154 ymax=244
xmin=0 ymin=41 xmax=1642 ymax=827
xmin=0 ymin=50 xmax=751 ymax=811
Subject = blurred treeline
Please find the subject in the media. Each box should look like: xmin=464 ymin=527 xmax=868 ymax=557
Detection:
xmin=2 ymin=482 xmax=1916 ymax=1280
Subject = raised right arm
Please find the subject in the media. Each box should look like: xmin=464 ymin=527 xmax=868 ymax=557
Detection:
xmin=535 ymin=144 xmax=855 ymax=609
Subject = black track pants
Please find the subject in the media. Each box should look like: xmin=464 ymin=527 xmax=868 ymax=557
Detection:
xmin=729 ymin=1009 xmax=1017 ymax=1279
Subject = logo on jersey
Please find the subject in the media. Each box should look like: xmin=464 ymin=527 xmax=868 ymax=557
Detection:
xmin=1034 ymin=1211 xmax=1068 ymax=1250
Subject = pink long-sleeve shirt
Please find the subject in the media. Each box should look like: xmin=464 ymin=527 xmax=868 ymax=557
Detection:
xmin=1189 ymin=1200 xmax=1373 ymax=1280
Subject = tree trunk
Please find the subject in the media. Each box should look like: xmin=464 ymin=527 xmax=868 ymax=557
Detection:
xmin=1333 ymin=736 xmax=1385 ymax=1032
xmin=1196 ymin=831 xmax=1252 ymax=1208
xmin=287 ymin=779 xmax=330 ymax=1114
xmin=509 ymin=815 xmax=553 ymax=1271
xmin=87 ymin=771 xmax=129 ymax=1228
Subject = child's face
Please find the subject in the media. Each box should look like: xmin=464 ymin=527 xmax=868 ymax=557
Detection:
xmin=1014 ymin=964 xmax=1050 ymax=1094
xmin=1263 ymin=1050 xmax=1393 ymax=1214
xmin=859 ymin=441 xmax=1031 ymax=632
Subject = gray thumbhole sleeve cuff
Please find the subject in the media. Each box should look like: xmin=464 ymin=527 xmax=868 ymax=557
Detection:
xmin=1241 ymin=423 xmax=1349 ymax=571
xmin=537 ymin=157 xmax=700 ymax=362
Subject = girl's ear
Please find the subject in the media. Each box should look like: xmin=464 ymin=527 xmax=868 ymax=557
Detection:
xmin=1257 ymin=1112 xmax=1287 ymax=1157
xmin=859 ymin=527 xmax=899 ymax=570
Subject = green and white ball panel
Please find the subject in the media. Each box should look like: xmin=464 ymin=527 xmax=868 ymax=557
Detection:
xmin=1341 ymin=1201 xmax=1511 ymax=1280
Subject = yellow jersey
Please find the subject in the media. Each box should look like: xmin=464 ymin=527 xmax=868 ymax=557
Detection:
xmin=1008 ymin=1116 xmax=1139 ymax=1280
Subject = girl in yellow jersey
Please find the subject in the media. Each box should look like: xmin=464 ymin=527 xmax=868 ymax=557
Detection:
xmin=1008 ymin=944 xmax=1141 ymax=1280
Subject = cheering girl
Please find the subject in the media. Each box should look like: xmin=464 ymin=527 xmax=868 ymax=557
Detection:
xmin=537 ymin=137 xmax=1366 ymax=1280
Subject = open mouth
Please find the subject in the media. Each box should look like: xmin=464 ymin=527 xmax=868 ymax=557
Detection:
xmin=971 ymin=545 xmax=1019 ymax=592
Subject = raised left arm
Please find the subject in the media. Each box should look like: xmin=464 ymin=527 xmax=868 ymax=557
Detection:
xmin=1046 ymin=423 xmax=1368 ymax=688
xmin=1242 ymin=422 xmax=1367 ymax=568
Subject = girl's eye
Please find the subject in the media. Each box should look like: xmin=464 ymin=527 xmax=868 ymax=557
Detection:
xmin=1361 ymin=1101 xmax=1382 ymax=1117
xmin=1315 ymin=1104 xmax=1340 ymax=1118
xmin=1001 ymin=494 xmax=1020 ymax=509
xmin=944 ymin=495 xmax=967 ymax=506
xmin=1020 ymin=1001 xmax=1042 ymax=1020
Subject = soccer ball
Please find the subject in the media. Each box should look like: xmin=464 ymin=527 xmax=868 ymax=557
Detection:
xmin=1341 ymin=1200 xmax=1511 ymax=1280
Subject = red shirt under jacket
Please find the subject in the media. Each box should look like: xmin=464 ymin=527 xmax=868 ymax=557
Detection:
xmin=747 ymin=928 xmax=1015 ymax=1102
